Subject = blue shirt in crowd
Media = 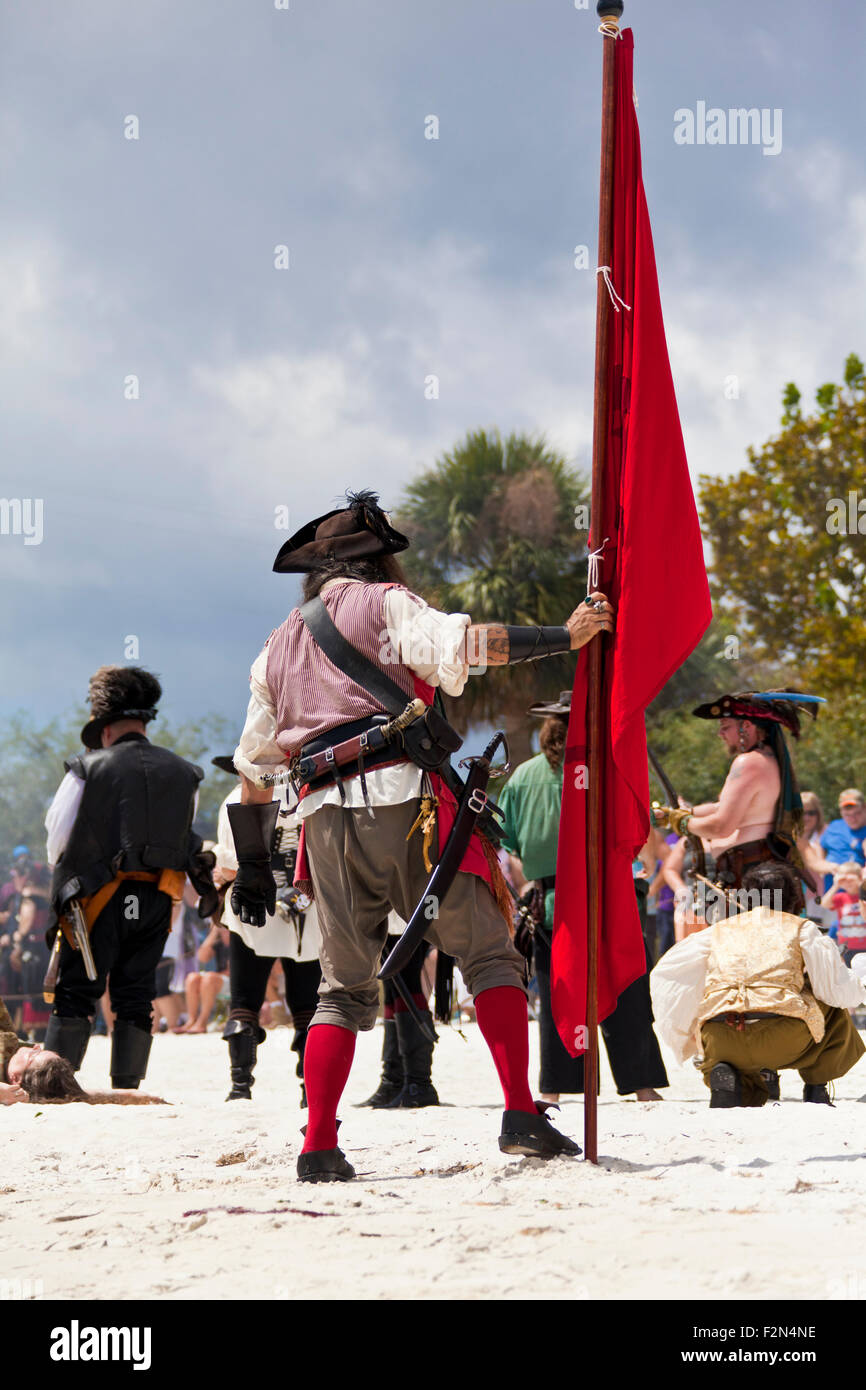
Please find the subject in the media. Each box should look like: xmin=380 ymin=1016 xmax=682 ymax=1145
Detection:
xmin=820 ymin=819 xmax=866 ymax=894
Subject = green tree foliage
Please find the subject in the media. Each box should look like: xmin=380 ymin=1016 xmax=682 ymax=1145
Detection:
xmin=0 ymin=710 xmax=238 ymax=873
xmin=394 ymin=429 xmax=591 ymax=763
xmin=698 ymin=354 xmax=866 ymax=691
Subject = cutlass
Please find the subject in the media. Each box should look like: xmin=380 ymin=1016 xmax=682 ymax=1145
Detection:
xmin=378 ymin=731 xmax=507 ymax=981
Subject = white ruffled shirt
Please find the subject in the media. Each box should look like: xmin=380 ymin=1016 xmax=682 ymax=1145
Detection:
xmin=650 ymin=917 xmax=866 ymax=1063
xmin=234 ymin=580 xmax=472 ymax=817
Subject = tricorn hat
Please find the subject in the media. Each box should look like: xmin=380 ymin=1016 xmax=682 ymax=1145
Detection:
xmin=273 ymin=489 xmax=409 ymax=574
xmin=527 ymin=690 xmax=573 ymax=718
xmin=691 ymin=690 xmax=825 ymax=739
xmin=81 ymin=666 xmax=161 ymax=750
xmin=211 ymin=755 xmax=238 ymax=776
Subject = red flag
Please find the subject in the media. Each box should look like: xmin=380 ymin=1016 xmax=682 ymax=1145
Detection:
xmin=551 ymin=29 xmax=712 ymax=1055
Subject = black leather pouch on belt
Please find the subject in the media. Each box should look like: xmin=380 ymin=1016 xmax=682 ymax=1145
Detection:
xmin=400 ymin=704 xmax=463 ymax=772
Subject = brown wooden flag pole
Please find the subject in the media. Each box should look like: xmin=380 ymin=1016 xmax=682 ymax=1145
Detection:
xmin=584 ymin=0 xmax=623 ymax=1166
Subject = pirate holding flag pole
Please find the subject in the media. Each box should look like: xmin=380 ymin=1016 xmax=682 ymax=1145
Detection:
xmin=230 ymin=489 xmax=613 ymax=1182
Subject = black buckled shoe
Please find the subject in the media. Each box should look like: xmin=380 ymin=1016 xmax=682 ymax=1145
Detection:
xmin=803 ymin=1083 xmax=833 ymax=1106
xmin=296 ymin=1147 xmax=356 ymax=1183
xmin=760 ymin=1069 xmax=780 ymax=1101
xmin=499 ymin=1104 xmax=582 ymax=1158
xmin=709 ymin=1062 xmax=742 ymax=1108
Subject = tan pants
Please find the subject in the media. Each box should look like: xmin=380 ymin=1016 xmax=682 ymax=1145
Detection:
xmin=303 ymin=799 xmax=525 ymax=1033
xmin=700 ymin=1001 xmax=865 ymax=1106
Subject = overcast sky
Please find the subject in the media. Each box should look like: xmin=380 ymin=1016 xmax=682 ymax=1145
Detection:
xmin=1 ymin=0 xmax=863 ymax=739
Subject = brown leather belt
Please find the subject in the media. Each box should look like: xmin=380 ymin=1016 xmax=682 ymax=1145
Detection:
xmin=714 ymin=839 xmax=773 ymax=888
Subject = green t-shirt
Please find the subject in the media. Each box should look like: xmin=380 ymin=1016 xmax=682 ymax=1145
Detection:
xmin=496 ymin=754 xmax=563 ymax=928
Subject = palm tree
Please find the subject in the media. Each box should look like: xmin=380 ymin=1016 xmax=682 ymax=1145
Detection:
xmin=395 ymin=429 xmax=590 ymax=765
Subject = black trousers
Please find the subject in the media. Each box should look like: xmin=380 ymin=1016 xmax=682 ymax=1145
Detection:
xmin=534 ymin=931 xmax=669 ymax=1095
xmin=53 ymin=882 xmax=171 ymax=1033
xmin=228 ymin=932 xmax=321 ymax=1023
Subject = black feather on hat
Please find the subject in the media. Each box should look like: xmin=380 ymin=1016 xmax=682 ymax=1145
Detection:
xmin=272 ymin=489 xmax=409 ymax=574
xmin=81 ymin=666 xmax=161 ymax=749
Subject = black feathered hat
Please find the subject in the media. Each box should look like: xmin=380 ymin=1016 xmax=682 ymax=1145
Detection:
xmin=691 ymin=690 xmax=825 ymax=739
xmin=80 ymin=666 xmax=161 ymax=750
xmin=272 ymin=489 xmax=409 ymax=574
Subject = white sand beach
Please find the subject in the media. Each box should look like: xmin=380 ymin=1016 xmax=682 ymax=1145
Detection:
xmin=3 ymin=1020 xmax=866 ymax=1302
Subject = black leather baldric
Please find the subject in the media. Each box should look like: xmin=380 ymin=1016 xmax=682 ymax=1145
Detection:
xmin=300 ymin=598 xmax=413 ymax=717
xmin=300 ymin=597 xmax=462 ymax=775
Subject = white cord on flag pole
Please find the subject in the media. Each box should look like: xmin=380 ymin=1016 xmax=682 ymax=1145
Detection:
xmin=596 ymin=266 xmax=631 ymax=313
xmin=587 ymin=537 xmax=610 ymax=594
xmin=597 ymin=20 xmax=622 ymax=38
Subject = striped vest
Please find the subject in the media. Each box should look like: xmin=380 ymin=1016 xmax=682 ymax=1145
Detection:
xmin=265 ymin=580 xmax=414 ymax=757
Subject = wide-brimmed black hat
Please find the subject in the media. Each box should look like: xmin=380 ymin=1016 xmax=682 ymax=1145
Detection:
xmin=81 ymin=666 xmax=161 ymax=750
xmin=211 ymin=755 xmax=238 ymax=776
xmin=527 ymin=690 xmax=572 ymax=718
xmin=273 ymin=489 xmax=409 ymax=574
xmin=692 ymin=690 xmax=825 ymax=739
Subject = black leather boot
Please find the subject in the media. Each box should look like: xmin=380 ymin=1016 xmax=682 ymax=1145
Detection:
xmin=223 ymin=1018 xmax=266 ymax=1101
xmin=44 ymin=1015 xmax=92 ymax=1072
xmin=803 ymin=1083 xmax=833 ymax=1105
xmin=499 ymin=1103 xmax=582 ymax=1157
xmin=760 ymin=1069 xmax=780 ymax=1101
xmin=390 ymin=1011 xmax=439 ymax=1108
xmin=357 ymin=1019 xmax=403 ymax=1107
xmin=709 ymin=1062 xmax=742 ymax=1108
xmin=110 ymin=1019 xmax=153 ymax=1089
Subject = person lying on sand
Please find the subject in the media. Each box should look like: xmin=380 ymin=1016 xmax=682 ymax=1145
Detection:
xmin=1 ymin=999 xmax=166 ymax=1105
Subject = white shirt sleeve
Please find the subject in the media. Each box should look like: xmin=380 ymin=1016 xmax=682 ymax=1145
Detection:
xmin=800 ymin=920 xmax=866 ymax=1009
xmin=45 ymin=771 xmax=85 ymax=868
xmin=383 ymin=588 xmax=471 ymax=697
xmin=233 ymin=648 xmax=285 ymax=785
xmin=649 ymin=931 xmax=714 ymax=1063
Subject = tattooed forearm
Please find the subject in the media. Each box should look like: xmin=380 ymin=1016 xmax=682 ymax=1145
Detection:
xmin=464 ymin=625 xmax=511 ymax=666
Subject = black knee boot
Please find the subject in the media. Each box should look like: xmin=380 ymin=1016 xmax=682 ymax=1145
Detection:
xmin=358 ymin=1019 xmax=403 ymax=1107
xmin=291 ymin=1012 xmax=314 ymax=1109
xmin=390 ymin=1011 xmax=439 ymax=1108
xmin=110 ymin=1019 xmax=153 ymax=1089
xmin=224 ymin=1018 xmax=266 ymax=1100
xmin=44 ymin=1015 xmax=92 ymax=1072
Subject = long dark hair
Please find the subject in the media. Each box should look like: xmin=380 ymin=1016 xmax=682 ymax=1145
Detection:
xmin=20 ymin=1055 xmax=164 ymax=1105
xmin=20 ymin=1054 xmax=89 ymax=1102
xmin=302 ymin=553 xmax=409 ymax=602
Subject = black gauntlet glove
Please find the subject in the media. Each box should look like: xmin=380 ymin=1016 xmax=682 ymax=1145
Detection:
xmin=227 ymin=802 xmax=280 ymax=927
xmin=186 ymin=835 xmax=219 ymax=919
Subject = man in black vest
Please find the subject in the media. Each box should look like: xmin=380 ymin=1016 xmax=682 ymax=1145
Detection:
xmin=44 ymin=666 xmax=216 ymax=1088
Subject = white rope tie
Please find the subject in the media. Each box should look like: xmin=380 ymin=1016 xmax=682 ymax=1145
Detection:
xmin=597 ymin=20 xmax=622 ymax=38
xmin=587 ymin=537 xmax=610 ymax=594
xmin=596 ymin=266 xmax=631 ymax=313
